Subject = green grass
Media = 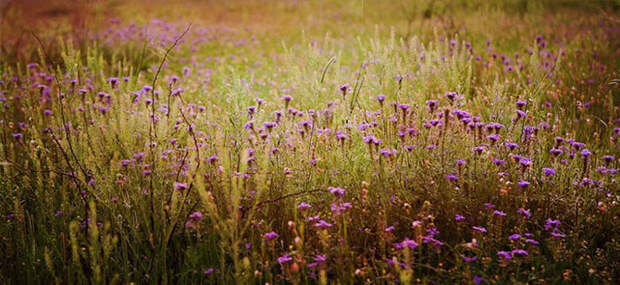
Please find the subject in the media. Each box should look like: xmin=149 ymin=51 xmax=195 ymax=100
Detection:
xmin=0 ymin=0 xmax=619 ymax=284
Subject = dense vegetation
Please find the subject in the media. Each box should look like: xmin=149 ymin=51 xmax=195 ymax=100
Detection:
xmin=0 ymin=0 xmax=618 ymax=283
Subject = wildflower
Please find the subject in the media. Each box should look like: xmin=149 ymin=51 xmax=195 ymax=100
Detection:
xmin=376 ymin=94 xmax=386 ymax=104
xmin=487 ymin=134 xmax=500 ymax=143
xmin=519 ymin=157 xmax=532 ymax=168
xmin=463 ymin=255 xmax=477 ymax=262
xmin=544 ymin=219 xmax=561 ymax=230
xmin=384 ymin=226 xmax=395 ymax=232
xmin=508 ymin=234 xmax=521 ymax=240
xmin=189 ymin=211 xmax=203 ymax=222
xmin=455 ymin=214 xmax=465 ymax=221
xmin=107 ymin=77 xmax=119 ymax=88
xmin=473 ymin=276 xmax=487 ymax=285
xmin=472 ymin=226 xmax=487 ymax=233
xmin=526 ymin=239 xmax=540 ymax=245
xmin=426 ymin=100 xmax=439 ymax=112
xmin=328 ymin=187 xmax=345 ymax=197
xmin=411 ymin=220 xmax=423 ymax=227
xmin=550 ymin=148 xmax=563 ymax=156
xmin=339 ymin=84 xmax=349 ymax=96
xmin=208 ymin=154 xmax=218 ymax=163
xmin=517 ymin=208 xmax=531 ymax=218
xmin=516 ymin=99 xmax=527 ymax=109
xmin=445 ymin=174 xmax=458 ymax=181
xmin=551 ymin=231 xmax=566 ymax=238
xmin=493 ymin=210 xmax=506 ymax=217
xmin=581 ymin=149 xmax=592 ymax=158
xmin=399 ymin=237 xmax=419 ymax=249
xmin=204 ymin=268 xmax=214 ymax=275
xmin=473 ymin=146 xmax=485 ymax=155
xmin=511 ymin=249 xmax=528 ymax=256
xmin=445 ymin=91 xmax=457 ymax=101
xmin=542 ymin=167 xmax=556 ymax=176
xmin=307 ymin=255 xmax=327 ymax=268
xmin=12 ymin=133 xmax=22 ymax=139
xmin=174 ymin=182 xmax=188 ymax=191
xmin=314 ymin=220 xmax=333 ymax=229
xmin=505 ymin=142 xmax=519 ymax=150
xmin=602 ymin=155 xmax=615 ymax=165
xmin=497 ymin=250 xmax=512 ymax=260
xmin=297 ymin=202 xmax=312 ymax=211
xmin=277 ymin=254 xmax=293 ymax=264
xmin=264 ymin=231 xmax=279 ymax=240
xmin=330 ymin=202 xmax=352 ymax=214
xmin=517 ymin=181 xmax=530 ymax=189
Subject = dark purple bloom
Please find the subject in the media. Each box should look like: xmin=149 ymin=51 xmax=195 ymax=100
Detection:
xmin=542 ymin=167 xmax=556 ymax=176
xmin=517 ymin=181 xmax=530 ymax=189
xmin=264 ymin=231 xmax=279 ymax=240
xmin=463 ymin=255 xmax=478 ymax=262
xmin=497 ymin=251 xmax=512 ymax=260
xmin=581 ymin=149 xmax=592 ymax=158
xmin=511 ymin=249 xmax=528 ymax=256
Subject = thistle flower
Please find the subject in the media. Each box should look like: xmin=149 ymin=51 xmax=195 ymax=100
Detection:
xmin=497 ymin=250 xmax=512 ymax=260
xmin=189 ymin=211 xmax=203 ymax=222
xmin=307 ymin=255 xmax=327 ymax=268
xmin=550 ymin=148 xmax=563 ymax=156
xmin=107 ymin=77 xmax=119 ymax=88
xmin=473 ymin=276 xmax=487 ymax=285
xmin=297 ymin=202 xmax=312 ymax=211
xmin=174 ymin=182 xmax=188 ymax=191
xmin=509 ymin=234 xmax=521 ymax=240
xmin=517 ymin=181 xmax=530 ymax=189
xmin=472 ymin=226 xmax=487 ymax=233
xmin=542 ymin=167 xmax=555 ymax=176
xmin=376 ymin=94 xmax=386 ymax=104
xmin=277 ymin=254 xmax=292 ymax=264
xmin=339 ymin=84 xmax=349 ymax=96
xmin=517 ymin=208 xmax=531 ymax=218
xmin=264 ymin=231 xmax=279 ymax=240
xmin=463 ymin=255 xmax=477 ymax=262
xmin=426 ymin=100 xmax=439 ymax=112
xmin=544 ymin=219 xmax=561 ymax=230
xmin=314 ymin=220 xmax=333 ymax=229
xmin=602 ymin=155 xmax=615 ymax=165
xmin=580 ymin=149 xmax=591 ymax=158
xmin=328 ymin=187 xmax=345 ymax=197
xmin=505 ymin=142 xmax=519 ymax=150
xmin=398 ymin=237 xmax=419 ymax=249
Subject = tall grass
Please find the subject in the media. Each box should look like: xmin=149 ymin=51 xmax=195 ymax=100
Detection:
xmin=0 ymin=0 xmax=618 ymax=284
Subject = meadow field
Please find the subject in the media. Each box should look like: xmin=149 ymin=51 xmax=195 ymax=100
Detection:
xmin=0 ymin=0 xmax=619 ymax=283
